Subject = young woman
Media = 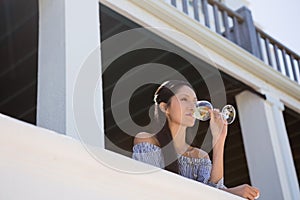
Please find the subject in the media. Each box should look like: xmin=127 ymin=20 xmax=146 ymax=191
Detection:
xmin=132 ymin=80 xmax=260 ymax=200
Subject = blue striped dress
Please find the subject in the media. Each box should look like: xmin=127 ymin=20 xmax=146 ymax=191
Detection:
xmin=132 ymin=142 xmax=226 ymax=189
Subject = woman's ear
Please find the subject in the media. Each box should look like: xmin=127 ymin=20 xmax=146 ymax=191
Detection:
xmin=159 ymin=102 xmax=168 ymax=113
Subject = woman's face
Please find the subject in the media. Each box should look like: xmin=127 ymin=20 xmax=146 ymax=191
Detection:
xmin=165 ymin=85 xmax=197 ymax=127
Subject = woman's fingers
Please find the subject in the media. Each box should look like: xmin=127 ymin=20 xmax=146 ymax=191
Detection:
xmin=253 ymin=187 xmax=260 ymax=199
xmin=227 ymin=184 xmax=260 ymax=200
xmin=213 ymin=108 xmax=220 ymax=118
xmin=248 ymin=189 xmax=258 ymax=200
xmin=255 ymin=193 xmax=260 ymax=199
xmin=246 ymin=186 xmax=260 ymax=200
xmin=209 ymin=108 xmax=220 ymax=120
xmin=211 ymin=109 xmax=227 ymax=124
xmin=208 ymin=108 xmax=214 ymax=118
xmin=209 ymin=108 xmax=228 ymax=143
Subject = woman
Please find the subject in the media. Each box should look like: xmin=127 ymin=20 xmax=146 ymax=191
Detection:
xmin=132 ymin=80 xmax=260 ymax=200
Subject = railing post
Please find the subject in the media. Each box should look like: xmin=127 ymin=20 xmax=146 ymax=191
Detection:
xmin=234 ymin=6 xmax=262 ymax=59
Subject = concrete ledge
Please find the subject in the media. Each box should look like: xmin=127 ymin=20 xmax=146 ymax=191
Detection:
xmin=0 ymin=114 xmax=242 ymax=199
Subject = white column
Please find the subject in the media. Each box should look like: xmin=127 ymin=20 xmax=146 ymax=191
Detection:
xmin=37 ymin=0 xmax=104 ymax=147
xmin=236 ymin=90 xmax=299 ymax=200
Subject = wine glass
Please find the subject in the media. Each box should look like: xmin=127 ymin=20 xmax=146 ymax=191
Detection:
xmin=193 ymin=100 xmax=236 ymax=124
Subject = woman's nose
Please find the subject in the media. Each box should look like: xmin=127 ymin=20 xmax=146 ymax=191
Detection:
xmin=188 ymin=101 xmax=196 ymax=110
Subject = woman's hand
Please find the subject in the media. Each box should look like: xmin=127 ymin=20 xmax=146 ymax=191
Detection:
xmin=209 ymin=109 xmax=228 ymax=145
xmin=224 ymin=184 xmax=260 ymax=200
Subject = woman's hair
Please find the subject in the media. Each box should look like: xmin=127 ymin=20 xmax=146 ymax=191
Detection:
xmin=153 ymin=80 xmax=193 ymax=173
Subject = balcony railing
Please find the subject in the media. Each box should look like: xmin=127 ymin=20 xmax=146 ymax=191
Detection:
xmin=164 ymin=0 xmax=300 ymax=84
xmin=256 ymin=28 xmax=300 ymax=83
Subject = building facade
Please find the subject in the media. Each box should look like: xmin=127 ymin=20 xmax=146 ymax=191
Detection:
xmin=0 ymin=0 xmax=299 ymax=199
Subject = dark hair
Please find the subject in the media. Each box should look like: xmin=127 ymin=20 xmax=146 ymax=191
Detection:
xmin=153 ymin=80 xmax=193 ymax=173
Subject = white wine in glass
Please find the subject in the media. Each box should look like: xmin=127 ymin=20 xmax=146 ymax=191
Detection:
xmin=193 ymin=100 xmax=236 ymax=124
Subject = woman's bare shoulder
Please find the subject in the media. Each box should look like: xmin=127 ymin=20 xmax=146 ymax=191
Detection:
xmin=134 ymin=132 xmax=160 ymax=146
xmin=192 ymin=147 xmax=210 ymax=159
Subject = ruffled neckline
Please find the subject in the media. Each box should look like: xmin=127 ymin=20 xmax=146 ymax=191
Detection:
xmin=177 ymin=154 xmax=211 ymax=165
xmin=133 ymin=142 xmax=211 ymax=165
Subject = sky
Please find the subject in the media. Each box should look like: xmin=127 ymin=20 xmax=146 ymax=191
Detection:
xmin=248 ymin=0 xmax=300 ymax=55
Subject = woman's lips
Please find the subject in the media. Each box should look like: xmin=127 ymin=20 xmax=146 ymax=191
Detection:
xmin=186 ymin=113 xmax=194 ymax=118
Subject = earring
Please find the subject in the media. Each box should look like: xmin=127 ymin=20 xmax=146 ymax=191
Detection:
xmin=159 ymin=106 xmax=166 ymax=113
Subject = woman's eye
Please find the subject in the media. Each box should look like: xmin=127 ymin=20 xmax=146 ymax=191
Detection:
xmin=180 ymin=98 xmax=188 ymax=101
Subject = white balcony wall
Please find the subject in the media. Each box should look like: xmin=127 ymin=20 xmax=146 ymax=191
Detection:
xmin=0 ymin=114 xmax=242 ymax=200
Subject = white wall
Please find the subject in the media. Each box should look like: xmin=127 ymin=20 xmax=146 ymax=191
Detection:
xmin=0 ymin=114 xmax=242 ymax=200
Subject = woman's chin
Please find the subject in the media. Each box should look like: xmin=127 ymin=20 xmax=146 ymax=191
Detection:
xmin=185 ymin=120 xmax=196 ymax=127
xmin=189 ymin=122 xmax=196 ymax=127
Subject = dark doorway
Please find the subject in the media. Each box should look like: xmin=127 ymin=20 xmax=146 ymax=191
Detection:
xmin=0 ymin=0 xmax=38 ymax=124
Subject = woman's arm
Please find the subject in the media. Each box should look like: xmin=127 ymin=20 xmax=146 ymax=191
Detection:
xmin=133 ymin=132 xmax=160 ymax=146
xmin=222 ymin=185 xmax=260 ymax=200
xmin=132 ymin=132 xmax=165 ymax=168
xmin=208 ymin=109 xmax=227 ymax=184
xmin=208 ymin=110 xmax=260 ymax=199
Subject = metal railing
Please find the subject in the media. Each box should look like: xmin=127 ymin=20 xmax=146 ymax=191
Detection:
xmin=256 ymin=28 xmax=300 ymax=83
xmin=164 ymin=0 xmax=300 ymax=84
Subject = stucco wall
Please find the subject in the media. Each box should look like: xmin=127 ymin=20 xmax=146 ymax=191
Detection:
xmin=0 ymin=114 xmax=242 ymax=200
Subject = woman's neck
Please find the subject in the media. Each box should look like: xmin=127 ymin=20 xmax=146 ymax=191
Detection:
xmin=168 ymin=122 xmax=189 ymax=154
